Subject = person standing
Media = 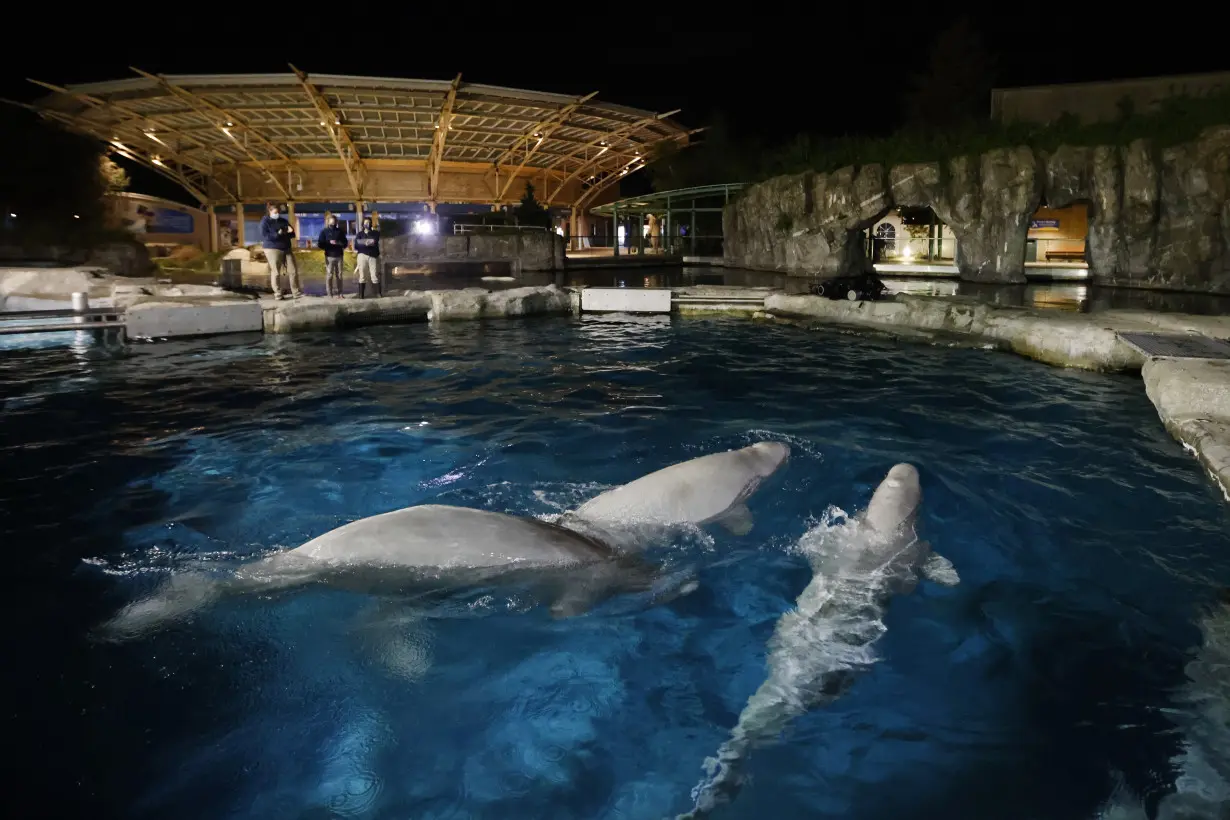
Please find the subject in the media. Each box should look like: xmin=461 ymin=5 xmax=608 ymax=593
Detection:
xmin=260 ymin=202 xmax=301 ymax=300
xmin=354 ymin=216 xmax=381 ymax=299
xmin=316 ymin=213 xmax=348 ymax=297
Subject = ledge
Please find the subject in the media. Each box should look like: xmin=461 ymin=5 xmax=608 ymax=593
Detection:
xmin=260 ymin=285 xmax=574 ymax=333
xmin=1142 ymin=358 xmax=1230 ymax=500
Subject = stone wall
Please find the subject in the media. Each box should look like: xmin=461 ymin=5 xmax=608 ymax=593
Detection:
xmin=726 ymin=126 xmax=1230 ymax=292
xmin=381 ymin=230 xmax=565 ymax=271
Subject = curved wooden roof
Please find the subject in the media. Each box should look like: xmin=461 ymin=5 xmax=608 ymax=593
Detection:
xmin=24 ymin=68 xmax=695 ymax=210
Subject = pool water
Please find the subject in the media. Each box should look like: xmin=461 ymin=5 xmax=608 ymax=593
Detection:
xmin=4 ymin=316 xmax=1229 ymax=820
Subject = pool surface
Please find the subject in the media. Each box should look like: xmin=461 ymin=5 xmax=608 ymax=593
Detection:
xmin=3 ymin=316 xmax=1229 ymax=819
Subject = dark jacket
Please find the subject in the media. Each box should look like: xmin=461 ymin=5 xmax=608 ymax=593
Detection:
xmin=355 ymin=229 xmax=381 ymax=257
xmin=259 ymin=214 xmax=294 ymax=251
xmin=316 ymin=224 xmax=348 ymax=258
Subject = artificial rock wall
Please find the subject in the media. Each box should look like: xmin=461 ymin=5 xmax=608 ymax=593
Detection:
xmin=725 ymin=126 xmax=1230 ymax=292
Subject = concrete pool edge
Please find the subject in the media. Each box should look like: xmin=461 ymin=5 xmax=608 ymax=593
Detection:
xmin=763 ymin=293 xmax=1230 ymax=502
xmin=260 ymin=285 xmax=574 ymax=332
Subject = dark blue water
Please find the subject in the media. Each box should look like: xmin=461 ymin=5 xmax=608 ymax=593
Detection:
xmin=3 ymin=317 xmax=1229 ymax=820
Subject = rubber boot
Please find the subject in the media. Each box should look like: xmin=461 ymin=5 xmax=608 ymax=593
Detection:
xmin=359 ymin=282 xmax=367 ymax=299
xmin=374 ymin=280 xmax=382 ymax=299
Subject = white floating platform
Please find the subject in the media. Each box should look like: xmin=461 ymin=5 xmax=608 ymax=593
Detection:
xmin=580 ymin=287 xmax=673 ymax=314
xmin=125 ymin=301 xmax=264 ymax=340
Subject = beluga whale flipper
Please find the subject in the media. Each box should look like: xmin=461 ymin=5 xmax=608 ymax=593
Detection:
xmin=98 ymin=442 xmax=791 ymax=641
xmin=677 ymin=463 xmax=959 ymax=819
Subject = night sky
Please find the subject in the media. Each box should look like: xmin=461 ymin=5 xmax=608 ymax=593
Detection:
xmin=3 ymin=10 xmax=1225 ymax=204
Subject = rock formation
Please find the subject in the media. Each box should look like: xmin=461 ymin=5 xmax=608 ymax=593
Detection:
xmin=725 ymin=127 xmax=1230 ymax=292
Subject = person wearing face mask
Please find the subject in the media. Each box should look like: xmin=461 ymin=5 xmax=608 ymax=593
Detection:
xmin=260 ymin=202 xmax=301 ymax=299
xmin=354 ymin=216 xmax=381 ymax=299
xmin=316 ymin=213 xmax=348 ymax=298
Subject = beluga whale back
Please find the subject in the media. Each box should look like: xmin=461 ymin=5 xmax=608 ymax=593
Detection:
xmin=677 ymin=463 xmax=959 ymax=819
xmin=566 ymin=441 xmax=790 ymax=538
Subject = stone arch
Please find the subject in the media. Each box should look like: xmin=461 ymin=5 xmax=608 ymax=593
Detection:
xmin=1043 ymin=141 xmax=1160 ymax=286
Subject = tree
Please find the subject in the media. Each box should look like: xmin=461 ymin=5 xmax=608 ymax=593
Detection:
xmin=514 ymin=181 xmax=552 ymax=229
xmin=99 ymin=156 xmax=130 ymax=194
xmin=645 ymin=114 xmax=756 ymax=190
xmin=0 ymin=110 xmax=107 ymax=245
xmin=902 ymin=17 xmax=996 ymax=130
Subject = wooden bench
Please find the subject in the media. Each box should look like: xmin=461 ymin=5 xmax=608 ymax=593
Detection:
xmin=1045 ymin=250 xmax=1086 ymax=262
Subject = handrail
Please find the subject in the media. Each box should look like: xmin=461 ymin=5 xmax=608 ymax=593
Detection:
xmin=590 ymin=182 xmax=747 ymax=215
xmin=0 ymin=307 xmax=123 ymax=320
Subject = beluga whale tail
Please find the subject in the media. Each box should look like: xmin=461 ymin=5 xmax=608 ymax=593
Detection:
xmin=676 ymin=463 xmax=959 ymax=819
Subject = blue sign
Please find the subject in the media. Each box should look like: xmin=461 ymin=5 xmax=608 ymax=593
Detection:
xmin=1031 ymin=218 xmax=1059 ymax=230
xmin=150 ymin=207 xmax=194 ymax=234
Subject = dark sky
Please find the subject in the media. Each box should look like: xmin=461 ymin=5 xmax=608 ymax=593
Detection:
xmin=3 ymin=10 xmax=1225 ymax=202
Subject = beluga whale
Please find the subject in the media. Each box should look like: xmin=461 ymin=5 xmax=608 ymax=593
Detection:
xmin=564 ymin=440 xmax=790 ymax=539
xmin=99 ymin=441 xmax=791 ymax=641
xmin=677 ymin=463 xmax=959 ymax=819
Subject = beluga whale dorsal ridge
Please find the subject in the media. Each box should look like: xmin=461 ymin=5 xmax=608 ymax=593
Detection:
xmin=676 ymin=462 xmax=959 ymax=819
xmin=565 ymin=441 xmax=790 ymax=539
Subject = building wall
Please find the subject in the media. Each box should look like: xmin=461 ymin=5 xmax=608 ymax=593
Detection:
xmin=104 ymin=192 xmax=208 ymax=249
xmin=1028 ymin=203 xmax=1087 ymax=258
xmin=991 ymin=71 xmax=1230 ymax=125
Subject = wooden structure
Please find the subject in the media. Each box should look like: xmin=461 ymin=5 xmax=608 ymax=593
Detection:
xmin=18 ymin=69 xmax=695 ymax=225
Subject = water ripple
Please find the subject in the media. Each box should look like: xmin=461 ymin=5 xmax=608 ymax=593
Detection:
xmin=4 ymin=317 xmax=1230 ymax=820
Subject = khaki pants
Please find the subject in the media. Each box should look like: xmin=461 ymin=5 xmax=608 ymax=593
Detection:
xmin=356 ymin=254 xmax=380 ymax=284
xmin=324 ymin=256 xmax=343 ymax=296
xmin=266 ymin=248 xmax=302 ymax=297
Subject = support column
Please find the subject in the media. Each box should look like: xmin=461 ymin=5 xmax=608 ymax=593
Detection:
xmin=236 ymin=203 xmax=246 ymax=246
xmin=665 ymin=195 xmax=672 ymax=256
xmin=612 ymin=206 xmax=619 ymax=257
xmin=355 ymin=201 xmax=365 ymax=227
xmin=690 ymin=204 xmax=697 ymax=257
xmin=569 ymin=208 xmax=578 ymax=252
xmin=207 ymin=205 xmax=218 ymax=253
xmin=637 ymin=214 xmax=645 ymax=256
xmin=287 ymin=201 xmax=297 ymax=248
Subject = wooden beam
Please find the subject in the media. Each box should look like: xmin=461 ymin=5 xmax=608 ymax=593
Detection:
xmin=425 ymin=73 xmax=462 ymax=205
xmin=492 ymin=91 xmax=598 ymax=201
xmin=129 ymin=66 xmax=296 ymax=200
xmin=574 ymin=158 xmax=648 ymax=210
xmin=546 ymin=109 xmax=681 ymax=203
xmin=27 ymin=78 xmax=218 ymax=165
xmin=288 ymin=63 xmax=366 ymax=200
xmin=3 ymin=97 xmax=215 ymax=203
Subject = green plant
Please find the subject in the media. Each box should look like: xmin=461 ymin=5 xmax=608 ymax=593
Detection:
xmin=99 ymin=156 xmax=129 ymax=193
xmin=658 ymin=87 xmax=1230 ymax=190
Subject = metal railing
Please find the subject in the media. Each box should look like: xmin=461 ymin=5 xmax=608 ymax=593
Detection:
xmin=452 ymin=223 xmax=551 ymax=235
xmin=870 ymin=236 xmax=957 ymax=264
xmin=1026 ymin=237 xmax=1088 ymax=265
xmin=0 ymin=293 xmax=124 ymax=335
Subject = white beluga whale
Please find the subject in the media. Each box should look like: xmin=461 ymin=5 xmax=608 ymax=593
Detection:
xmin=100 ymin=441 xmax=791 ymax=640
xmin=565 ymin=440 xmax=790 ymax=538
xmin=677 ymin=463 xmax=959 ymax=819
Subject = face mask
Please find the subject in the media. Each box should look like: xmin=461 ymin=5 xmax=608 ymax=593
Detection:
xmin=270 ymin=211 xmax=280 ymax=219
